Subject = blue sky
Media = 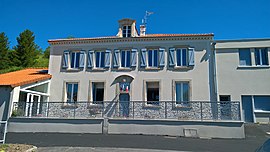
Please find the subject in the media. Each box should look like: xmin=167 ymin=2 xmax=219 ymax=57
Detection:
xmin=1 ymin=0 xmax=269 ymax=50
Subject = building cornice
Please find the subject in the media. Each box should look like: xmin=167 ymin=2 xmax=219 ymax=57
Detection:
xmin=48 ymin=34 xmax=214 ymax=46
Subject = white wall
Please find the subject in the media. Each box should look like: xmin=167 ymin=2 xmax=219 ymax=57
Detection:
xmin=49 ymin=38 xmax=213 ymax=102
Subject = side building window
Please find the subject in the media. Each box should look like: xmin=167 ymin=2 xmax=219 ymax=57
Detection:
xmin=91 ymin=82 xmax=104 ymax=104
xmin=239 ymin=48 xmax=251 ymax=66
xmin=145 ymin=81 xmax=159 ymax=105
xmin=95 ymin=51 xmax=105 ymax=68
xmin=175 ymin=81 xmax=190 ymax=105
xmin=65 ymin=82 xmax=78 ymax=103
xmin=255 ymin=48 xmax=269 ymax=66
xmin=62 ymin=50 xmax=85 ymax=69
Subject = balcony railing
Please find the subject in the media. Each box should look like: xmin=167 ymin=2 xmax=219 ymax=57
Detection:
xmin=11 ymin=101 xmax=241 ymax=121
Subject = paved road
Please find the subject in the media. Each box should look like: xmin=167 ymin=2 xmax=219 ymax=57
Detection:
xmin=6 ymin=124 xmax=270 ymax=152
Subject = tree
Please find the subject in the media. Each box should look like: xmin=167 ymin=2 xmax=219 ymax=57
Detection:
xmin=13 ymin=29 xmax=40 ymax=67
xmin=0 ymin=32 xmax=10 ymax=70
xmin=43 ymin=46 xmax=50 ymax=59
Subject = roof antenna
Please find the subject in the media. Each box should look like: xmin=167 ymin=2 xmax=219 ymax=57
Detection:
xmin=140 ymin=11 xmax=154 ymax=36
xmin=142 ymin=11 xmax=154 ymax=26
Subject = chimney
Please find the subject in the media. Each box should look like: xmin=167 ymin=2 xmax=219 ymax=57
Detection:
xmin=140 ymin=25 xmax=146 ymax=36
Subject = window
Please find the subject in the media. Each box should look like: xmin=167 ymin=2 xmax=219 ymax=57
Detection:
xmin=254 ymin=96 xmax=270 ymax=111
xmin=122 ymin=25 xmax=131 ymax=37
xmin=255 ymin=48 xmax=269 ymax=66
xmin=168 ymin=48 xmax=194 ymax=67
xmin=176 ymin=48 xmax=188 ymax=66
xmin=66 ymin=83 xmax=78 ymax=103
xmin=70 ymin=52 xmax=81 ymax=68
xmin=146 ymin=82 xmax=159 ymax=105
xmin=92 ymin=82 xmax=104 ymax=104
xmin=148 ymin=49 xmax=158 ymax=67
xmin=95 ymin=51 xmax=105 ymax=68
xmin=121 ymin=50 xmax=131 ymax=68
xmin=175 ymin=82 xmax=189 ymax=104
xmin=62 ymin=50 xmax=85 ymax=69
xmin=239 ymin=49 xmax=251 ymax=66
xmin=140 ymin=48 xmax=165 ymax=68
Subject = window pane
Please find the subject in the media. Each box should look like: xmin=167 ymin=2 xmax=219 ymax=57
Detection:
xmin=146 ymin=82 xmax=159 ymax=105
xmin=175 ymin=83 xmax=181 ymax=104
xmin=121 ymin=51 xmax=126 ymax=67
xmin=239 ymin=49 xmax=251 ymax=66
xmin=153 ymin=50 xmax=158 ymax=67
xmin=148 ymin=50 xmax=153 ymax=66
xmin=95 ymin=52 xmax=100 ymax=67
xmin=183 ymin=83 xmax=189 ymax=101
xmin=176 ymin=49 xmax=181 ymax=66
xmin=126 ymin=51 xmax=131 ymax=67
xmin=182 ymin=49 xmax=187 ymax=66
xmin=73 ymin=84 xmax=78 ymax=102
xmin=71 ymin=52 xmax=75 ymax=68
xmin=254 ymin=96 xmax=270 ymax=111
xmin=66 ymin=83 xmax=72 ymax=103
xmin=75 ymin=52 xmax=80 ymax=68
xmin=93 ymin=82 xmax=104 ymax=104
xmin=101 ymin=52 xmax=105 ymax=68
xmin=262 ymin=48 xmax=269 ymax=65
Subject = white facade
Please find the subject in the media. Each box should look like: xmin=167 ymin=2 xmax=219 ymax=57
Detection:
xmin=215 ymin=39 xmax=270 ymax=123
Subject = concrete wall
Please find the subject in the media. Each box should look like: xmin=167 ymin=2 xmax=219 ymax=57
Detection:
xmin=0 ymin=86 xmax=12 ymax=121
xmin=108 ymin=119 xmax=245 ymax=139
xmin=8 ymin=118 xmax=103 ymax=133
xmin=7 ymin=118 xmax=244 ymax=139
xmin=49 ymin=38 xmax=213 ymax=102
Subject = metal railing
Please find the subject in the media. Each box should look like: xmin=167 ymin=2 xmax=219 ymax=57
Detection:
xmin=11 ymin=101 xmax=241 ymax=121
xmin=0 ymin=121 xmax=7 ymax=144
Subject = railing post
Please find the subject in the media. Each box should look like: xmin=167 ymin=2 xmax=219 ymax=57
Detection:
xmin=165 ymin=101 xmax=167 ymax=119
xmin=73 ymin=102 xmax=76 ymax=118
xmin=47 ymin=102 xmax=50 ymax=117
xmin=133 ymin=101 xmax=135 ymax=119
xmin=200 ymin=102 xmax=203 ymax=121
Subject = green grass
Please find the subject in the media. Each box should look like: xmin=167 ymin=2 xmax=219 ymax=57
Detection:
xmin=0 ymin=144 xmax=8 ymax=151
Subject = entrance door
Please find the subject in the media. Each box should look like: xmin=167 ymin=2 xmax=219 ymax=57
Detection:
xmin=119 ymin=94 xmax=130 ymax=117
xmin=241 ymin=96 xmax=254 ymax=123
xmin=25 ymin=93 xmax=41 ymax=117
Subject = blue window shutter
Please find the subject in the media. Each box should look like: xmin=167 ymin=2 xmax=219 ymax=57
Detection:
xmin=79 ymin=50 xmax=85 ymax=68
xmin=105 ymin=50 xmax=111 ymax=68
xmin=87 ymin=50 xmax=94 ymax=68
xmin=62 ymin=50 xmax=69 ymax=68
xmin=159 ymin=48 xmax=165 ymax=67
xmin=169 ymin=48 xmax=175 ymax=66
xmin=188 ymin=48 xmax=195 ymax=66
xmin=113 ymin=49 xmax=120 ymax=68
xmin=131 ymin=49 xmax=137 ymax=67
xmin=140 ymin=48 xmax=147 ymax=67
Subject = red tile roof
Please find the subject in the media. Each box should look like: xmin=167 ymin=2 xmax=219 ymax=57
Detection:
xmin=0 ymin=68 xmax=52 ymax=88
xmin=48 ymin=33 xmax=214 ymax=43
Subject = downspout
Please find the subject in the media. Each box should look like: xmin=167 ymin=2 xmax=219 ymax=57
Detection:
xmin=211 ymin=42 xmax=218 ymax=101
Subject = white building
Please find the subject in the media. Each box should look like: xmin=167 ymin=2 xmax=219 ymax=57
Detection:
xmin=215 ymin=39 xmax=270 ymax=123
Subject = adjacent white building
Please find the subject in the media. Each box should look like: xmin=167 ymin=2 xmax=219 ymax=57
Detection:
xmin=215 ymin=39 xmax=270 ymax=123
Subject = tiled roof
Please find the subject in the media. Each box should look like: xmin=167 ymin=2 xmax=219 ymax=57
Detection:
xmin=0 ymin=68 xmax=52 ymax=88
xmin=48 ymin=33 xmax=214 ymax=42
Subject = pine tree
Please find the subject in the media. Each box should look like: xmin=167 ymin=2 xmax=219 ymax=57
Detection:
xmin=13 ymin=29 xmax=40 ymax=67
xmin=0 ymin=32 xmax=10 ymax=70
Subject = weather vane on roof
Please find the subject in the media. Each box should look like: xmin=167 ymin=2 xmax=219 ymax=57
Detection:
xmin=142 ymin=11 xmax=154 ymax=26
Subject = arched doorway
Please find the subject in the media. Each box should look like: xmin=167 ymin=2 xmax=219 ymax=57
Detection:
xmin=114 ymin=74 xmax=134 ymax=117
